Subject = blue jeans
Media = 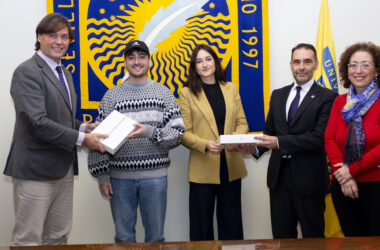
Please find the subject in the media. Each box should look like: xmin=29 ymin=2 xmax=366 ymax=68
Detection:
xmin=109 ymin=176 xmax=167 ymax=243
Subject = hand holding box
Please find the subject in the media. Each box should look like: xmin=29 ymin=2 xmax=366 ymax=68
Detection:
xmin=91 ymin=110 xmax=136 ymax=154
xmin=219 ymin=134 xmax=263 ymax=146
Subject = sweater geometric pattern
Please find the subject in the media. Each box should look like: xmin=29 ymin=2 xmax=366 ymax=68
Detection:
xmin=88 ymin=79 xmax=184 ymax=179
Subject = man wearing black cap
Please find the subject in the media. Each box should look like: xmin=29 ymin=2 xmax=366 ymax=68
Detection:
xmin=88 ymin=40 xmax=184 ymax=243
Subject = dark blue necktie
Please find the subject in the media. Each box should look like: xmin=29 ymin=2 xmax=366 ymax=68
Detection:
xmin=288 ymin=86 xmax=301 ymax=124
xmin=56 ymin=66 xmax=76 ymax=170
xmin=56 ymin=66 xmax=71 ymax=105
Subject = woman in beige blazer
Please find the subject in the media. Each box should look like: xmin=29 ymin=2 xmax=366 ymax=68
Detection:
xmin=179 ymin=44 xmax=248 ymax=241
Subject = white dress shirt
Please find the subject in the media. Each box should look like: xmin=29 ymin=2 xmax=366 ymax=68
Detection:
xmin=285 ymin=79 xmax=314 ymax=122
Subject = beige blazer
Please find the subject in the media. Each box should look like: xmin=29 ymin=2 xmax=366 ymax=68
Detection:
xmin=179 ymin=82 xmax=248 ymax=184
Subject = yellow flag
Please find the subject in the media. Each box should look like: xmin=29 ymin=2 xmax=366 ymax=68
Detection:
xmin=314 ymin=0 xmax=344 ymax=238
xmin=314 ymin=0 xmax=338 ymax=92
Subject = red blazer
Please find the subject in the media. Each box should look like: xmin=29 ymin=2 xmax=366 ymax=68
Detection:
xmin=325 ymin=94 xmax=380 ymax=183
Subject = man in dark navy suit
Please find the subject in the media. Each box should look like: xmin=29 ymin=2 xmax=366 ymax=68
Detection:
xmin=245 ymin=43 xmax=337 ymax=238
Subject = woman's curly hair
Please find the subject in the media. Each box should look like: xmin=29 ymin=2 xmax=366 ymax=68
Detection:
xmin=338 ymin=42 xmax=380 ymax=89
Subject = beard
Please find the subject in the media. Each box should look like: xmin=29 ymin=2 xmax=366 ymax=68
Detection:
xmin=293 ymin=71 xmax=313 ymax=84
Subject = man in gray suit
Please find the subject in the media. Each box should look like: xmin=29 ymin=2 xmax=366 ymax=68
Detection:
xmin=4 ymin=13 xmax=106 ymax=246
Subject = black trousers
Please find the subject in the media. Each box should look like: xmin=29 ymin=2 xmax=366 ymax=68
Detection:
xmin=331 ymin=178 xmax=380 ymax=236
xmin=270 ymin=159 xmax=325 ymax=238
xmin=189 ymin=151 xmax=243 ymax=241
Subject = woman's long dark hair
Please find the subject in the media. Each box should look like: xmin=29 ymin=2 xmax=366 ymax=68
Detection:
xmin=185 ymin=44 xmax=227 ymax=96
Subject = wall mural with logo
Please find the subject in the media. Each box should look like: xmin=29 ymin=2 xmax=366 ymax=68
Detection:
xmin=48 ymin=0 xmax=269 ymax=132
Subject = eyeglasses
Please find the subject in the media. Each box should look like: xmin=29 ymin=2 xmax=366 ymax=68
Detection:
xmin=46 ymin=33 xmax=70 ymax=41
xmin=347 ymin=62 xmax=374 ymax=71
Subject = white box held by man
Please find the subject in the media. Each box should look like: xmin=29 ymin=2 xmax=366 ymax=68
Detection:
xmin=91 ymin=110 xmax=136 ymax=154
xmin=219 ymin=134 xmax=263 ymax=145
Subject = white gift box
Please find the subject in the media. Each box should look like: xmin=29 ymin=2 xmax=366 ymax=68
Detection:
xmin=91 ymin=110 xmax=136 ymax=155
xmin=219 ymin=134 xmax=263 ymax=145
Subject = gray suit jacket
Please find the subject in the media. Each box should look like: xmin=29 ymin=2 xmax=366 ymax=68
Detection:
xmin=4 ymin=53 xmax=81 ymax=181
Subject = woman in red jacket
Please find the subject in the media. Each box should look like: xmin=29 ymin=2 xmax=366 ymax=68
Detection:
xmin=325 ymin=42 xmax=380 ymax=236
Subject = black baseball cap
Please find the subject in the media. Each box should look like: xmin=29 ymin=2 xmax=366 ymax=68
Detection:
xmin=124 ymin=40 xmax=150 ymax=57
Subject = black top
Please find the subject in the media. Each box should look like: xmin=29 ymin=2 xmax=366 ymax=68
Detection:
xmin=202 ymin=82 xmax=226 ymax=135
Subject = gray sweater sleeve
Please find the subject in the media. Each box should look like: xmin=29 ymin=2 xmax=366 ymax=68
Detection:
xmin=87 ymin=92 xmax=113 ymax=180
xmin=149 ymin=87 xmax=184 ymax=150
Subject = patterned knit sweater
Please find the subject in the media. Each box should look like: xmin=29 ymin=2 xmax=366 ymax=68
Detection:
xmin=88 ymin=79 xmax=184 ymax=184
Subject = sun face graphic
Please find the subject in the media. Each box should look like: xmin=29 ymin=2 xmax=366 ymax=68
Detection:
xmin=87 ymin=0 xmax=231 ymax=97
